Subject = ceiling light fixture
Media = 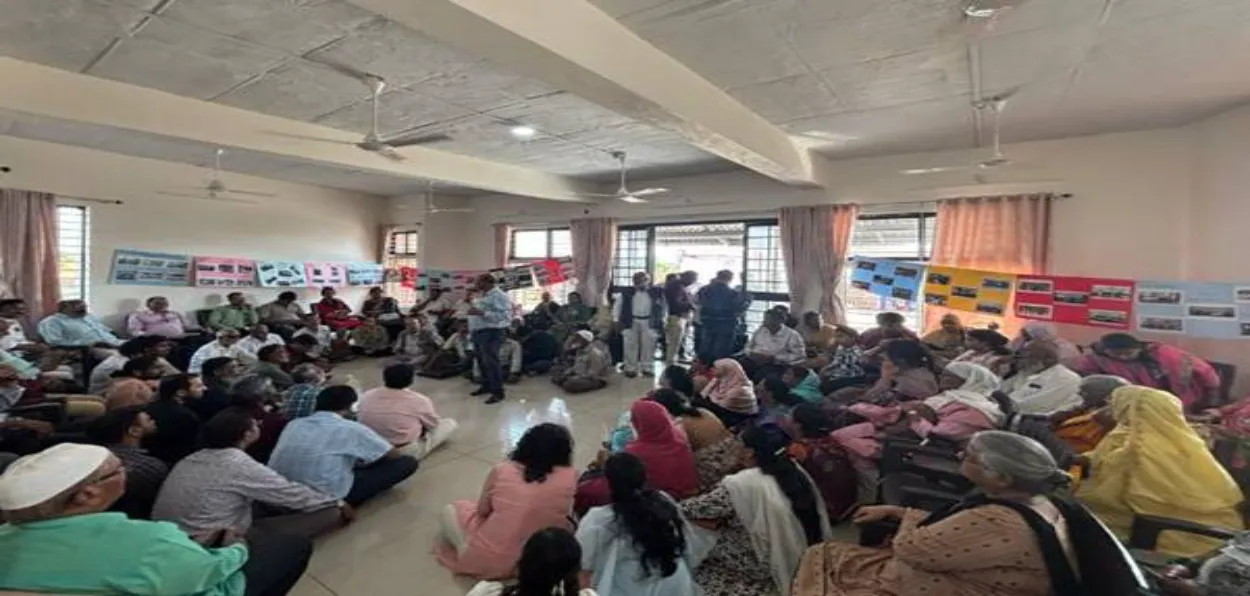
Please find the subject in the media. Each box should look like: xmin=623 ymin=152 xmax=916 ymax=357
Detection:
xmin=510 ymin=125 xmax=537 ymax=139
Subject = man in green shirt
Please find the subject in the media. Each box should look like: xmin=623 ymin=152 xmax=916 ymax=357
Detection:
xmin=207 ymin=292 xmax=260 ymax=332
xmin=0 ymin=443 xmax=313 ymax=596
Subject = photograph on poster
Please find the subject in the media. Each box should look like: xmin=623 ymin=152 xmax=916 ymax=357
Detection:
xmin=1187 ymin=304 xmax=1237 ymax=319
xmin=1091 ymin=285 xmax=1132 ymax=300
xmin=1241 ymin=323 xmax=1250 ymax=336
xmin=1137 ymin=288 xmax=1184 ymax=305
xmin=1017 ymin=303 xmax=1053 ymax=319
xmin=925 ymin=294 xmax=947 ymax=306
xmin=1140 ymin=316 xmax=1185 ymax=333
xmin=1236 ymin=287 xmax=1250 ymax=303
xmin=982 ymin=278 xmax=1011 ymax=290
xmin=1017 ymin=279 xmax=1053 ymax=293
xmin=1090 ymin=309 xmax=1129 ymax=325
xmin=975 ymin=302 xmax=1004 ymax=315
xmin=927 ymin=272 xmax=951 ymax=286
xmin=851 ymin=280 xmax=871 ymax=291
xmin=895 ymin=265 xmax=921 ymax=279
xmin=855 ymin=260 xmax=876 ymax=272
xmin=891 ymin=286 xmax=914 ymax=300
xmin=951 ymin=286 xmax=978 ymax=298
xmin=1054 ymin=291 xmax=1089 ymax=305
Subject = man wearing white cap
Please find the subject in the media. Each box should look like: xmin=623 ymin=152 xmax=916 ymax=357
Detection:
xmin=551 ymin=330 xmax=612 ymax=394
xmin=0 ymin=443 xmax=312 ymax=596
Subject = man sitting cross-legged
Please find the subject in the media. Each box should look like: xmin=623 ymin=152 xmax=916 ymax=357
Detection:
xmin=269 ymin=385 xmax=419 ymax=507
xmin=358 ymin=363 xmax=458 ymax=460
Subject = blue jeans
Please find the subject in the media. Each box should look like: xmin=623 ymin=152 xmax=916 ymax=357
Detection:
xmin=471 ymin=328 xmax=505 ymax=396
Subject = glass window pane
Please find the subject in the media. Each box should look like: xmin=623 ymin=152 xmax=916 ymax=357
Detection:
xmin=55 ymin=205 xmax=89 ymax=301
xmin=550 ymin=229 xmax=572 ymax=257
xmin=512 ymin=230 xmax=549 ymax=259
xmin=841 ymin=214 xmax=936 ymax=331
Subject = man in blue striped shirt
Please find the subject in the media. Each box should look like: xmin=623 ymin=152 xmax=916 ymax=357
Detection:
xmin=467 ymin=274 xmax=513 ymax=404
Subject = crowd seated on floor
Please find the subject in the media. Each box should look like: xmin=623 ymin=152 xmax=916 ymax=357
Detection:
xmin=2 ymin=275 xmax=1249 ymax=596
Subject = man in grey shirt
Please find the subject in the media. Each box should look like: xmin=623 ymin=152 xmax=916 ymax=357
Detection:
xmin=152 ymin=408 xmax=348 ymax=541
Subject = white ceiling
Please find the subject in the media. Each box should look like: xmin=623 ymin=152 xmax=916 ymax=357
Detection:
xmin=1 ymin=0 xmax=1248 ymax=195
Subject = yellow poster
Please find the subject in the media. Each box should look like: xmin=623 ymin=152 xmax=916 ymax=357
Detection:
xmin=923 ymin=265 xmax=1016 ymax=316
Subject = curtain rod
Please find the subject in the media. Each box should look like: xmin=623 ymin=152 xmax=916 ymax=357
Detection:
xmin=65 ymin=197 xmax=125 ymax=206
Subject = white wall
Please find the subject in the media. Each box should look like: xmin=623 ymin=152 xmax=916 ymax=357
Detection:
xmin=0 ymin=136 xmax=386 ymax=327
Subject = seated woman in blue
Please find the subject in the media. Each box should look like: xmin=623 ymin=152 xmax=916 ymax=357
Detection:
xmin=576 ymin=452 xmax=697 ymax=596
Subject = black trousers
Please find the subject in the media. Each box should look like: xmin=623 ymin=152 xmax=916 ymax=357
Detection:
xmin=697 ymin=322 xmax=737 ymax=364
xmin=471 ymin=328 xmax=505 ymax=397
xmin=242 ymin=530 xmax=313 ymax=596
xmin=344 ymin=455 xmax=419 ymax=507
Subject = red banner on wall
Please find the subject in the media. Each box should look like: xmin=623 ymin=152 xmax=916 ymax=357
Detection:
xmin=1013 ymin=275 xmax=1135 ymax=329
xmin=398 ymin=266 xmax=418 ymax=289
xmin=532 ymin=259 xmax=567 ymax=286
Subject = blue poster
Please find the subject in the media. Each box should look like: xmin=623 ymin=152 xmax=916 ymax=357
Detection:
xmin=108 ymin=249 xmax=191 ymax=286
xmin=1134 ymin=281 xmax=1250 ymax=339
xmin=255 ymin=261 xmax=308 ymax=288
xmin=346 ymin=262 xmax=384 ymax=286
xmin=849 ymin=257 xmax=926 ymax=303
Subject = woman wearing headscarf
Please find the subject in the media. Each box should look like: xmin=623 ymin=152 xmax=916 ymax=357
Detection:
xmin=1077 ymin=386 xmax=1245 ymax=557
xmin=680 ymin=424 xmax=833 ymax=596
xmin=576 ymin=401 xmax=699 ymax=513
xmin=832 ymin=362 xmax=1004 ymax=463
xmin=695 ymin=359 xmax=759 ymax=428
xmin=953 ymin=329 xmax=1013 ymax=377
xmin=794 ymin=431 xmax=1081 ymax=596
xmin=1010 ymin=321 xmax=1082 ymax=366
xmin=1050 ymin=375 xmax=1126 ymax=453
xmin=921 ymin=313 xmax=967 ymax=362
xmin=1071 ymin=333 xmax=1221 ymax=411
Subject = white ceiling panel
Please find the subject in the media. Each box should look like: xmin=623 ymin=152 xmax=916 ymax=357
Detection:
xmin=303 ymin=18 xmax=479 ymax=88
xmin=213 ymin=60 xmax=372 ymax=121
xmin=159 ymin=0 xmax=377 ymax=56
xmin=818 ymin=47 xmax=968 ymax=113
xmin=782 ymin=96 xmax=975 ymax=159
xmin=88 ymin=16 xmax=289 ymax=99
xmin=313 ymin=88 xmax=476 ymax=136
xmin=726 ymin=74 xmax=841 ymax=124
xmin=787 ymin=0 xmax=960 ymax=72
xmin=485 ymin=93 xmax=636 ymax=137
xmin=413 ymin=63 xmax=559 ymax=112
xmin=0 ymin=0 xmax=147 ymax=72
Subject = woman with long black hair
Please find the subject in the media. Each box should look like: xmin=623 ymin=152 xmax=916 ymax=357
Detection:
xmin=680 ymin=423 xmax=832 ymax=596
xmin=576 ymin=453 xmax=697 ymax=596
xmin=465 ymin=528 xmax=597 ymax=596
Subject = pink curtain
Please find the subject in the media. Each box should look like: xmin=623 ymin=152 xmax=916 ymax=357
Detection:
xmin=493 ymin=223 xmax=512 ymax=268
xmin=778 ymin=204 xmax=860 ymax=324
xmin=570 ymin=217 xmax=617 ymax=307
xmin=926 ymin=193 xmax=1052 ymax=334
xmin=0 ymin=189 xmax=61 ymax=323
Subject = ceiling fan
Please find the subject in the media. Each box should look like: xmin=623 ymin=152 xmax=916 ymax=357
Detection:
xmin=157 ymin=148 xmax=275 ymax=204
xmin=578 ymin=151 xmax=670 ymax=203
xmin=900 ymin=93 xmax=1015 ymax=176
xmin=268 ymin=60 xmax=450 ymax=161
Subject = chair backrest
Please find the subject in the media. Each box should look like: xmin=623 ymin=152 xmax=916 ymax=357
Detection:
xmin=1065 ymin=500 xmax=1156 ymax=595
xmin=195 ymin=308 xmax=214 ymax=329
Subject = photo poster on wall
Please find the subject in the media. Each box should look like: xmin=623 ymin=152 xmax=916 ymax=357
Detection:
xmin=108 ymin=249 xmax=192 ymax=286
xmin=304 ymin=262 xmax=347 ymax=287
xmin=346 ymin=262 xmax=385 ymax=286
xmin=1013 ymin=275 xmax=1134 ymax=329
xmin=922 ymin=265 xmax=1016 ymax=316
xmin=255 ymin=261 xmax=308 ymax=288
xmin=192 ymin=256 xmax=257 ymax=288
xmin=1133 ymin=281 xmax=1250 ymax=339
xmin=398 ymin=267 xmax=418 ymax=289
xmin=416 ymin=269 xmax=451 ymax=291
xmin=848 ymin=257 xmax=926 ymax=302
xmin=532 ymin=259 xmax=565 ymax=286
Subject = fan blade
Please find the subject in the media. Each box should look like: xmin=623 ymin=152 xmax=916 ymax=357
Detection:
xmin=156 ymin=191 xmax=258 ymax=205
xmin=303 ymin=56 xmax=378 ymax=84
xmin=382 ymin=133 xmax=452 ymax=148
xmin=367 ymin=144 xmax=407 ymax=162
xmin=156 ymin=190 xmax=207 ymax=199
xmin=263 ymin=131 xmax=359 ymax=145
xmin=428 ymin=208 xmax=476 ymax=214
xmin=618 ymin=195 xmax=648 ymax=204
xmin=629 ymin=187 xmax=669 ymax=197
xmin=576 ymin=191 xmax=631 ymax=197
xmin=224 ymin=188 xmax=279 ymax=198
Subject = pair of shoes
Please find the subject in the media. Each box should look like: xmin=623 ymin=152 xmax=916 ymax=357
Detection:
xmin=470 ymin=387 xmax=489 ymax=397
xmin=485 ymin=394 xmax=505 ymax=404
xmin=623 ymin=370 xmax=638 ymax=378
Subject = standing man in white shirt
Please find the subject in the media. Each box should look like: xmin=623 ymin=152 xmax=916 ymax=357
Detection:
xmin=741 ymin=308 xmax=806 ymax=381
xmin=1003 ymin=341 xmax=1082 ymax=416
xmin=613 ymin=272 xmax=666 ymax=378
xmin=467 ymin=275 xmax=513 ymax=405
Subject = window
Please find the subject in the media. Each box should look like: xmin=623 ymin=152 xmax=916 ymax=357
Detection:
xmin=384 ymin=228 xmax=419 ymax=305
xmin=842 ymin=213 xmax=936 ymax=331
xmin=743 ymin=223 xmax=788 ymax=330
xmin=56 ymin=205 xmax=89 ymax=301
xmin=508 ymin=227 xmax=575 ymax=310
xmin=612 ymin=228 xmax=650 ymax=288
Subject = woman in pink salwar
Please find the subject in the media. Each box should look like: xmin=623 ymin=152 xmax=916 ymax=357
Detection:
xmin=436 ymin=423 xmax=577 ymax=579
xmin=1071 ymin=332 xmax=1220 ymax=411
xmin=832 ymin=362 xmax=1005 ymax=462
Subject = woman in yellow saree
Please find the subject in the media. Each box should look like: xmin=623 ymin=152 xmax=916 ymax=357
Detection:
xmin=1077 ymin=386 xmax=1245 ymax=557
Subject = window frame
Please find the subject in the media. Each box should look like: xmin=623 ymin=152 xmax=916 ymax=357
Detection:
xmin=842 ymin=211 xmax=936 ymax=331
xmin=383 ymin=228 xmax=420 ymax=305
xmin=509 ymin=227 xmax=571 ymax=261
xmin=55 ymin=204 xmax=90 ymax=302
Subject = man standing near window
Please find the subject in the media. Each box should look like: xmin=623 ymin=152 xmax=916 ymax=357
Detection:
xmin=662 ymin=271 xmax=698 ymax=366
xmin=467 ymin=274 xmax=512 ymax=404
xmin=696 ymin=270 xmax=748 ymax=364
xmin=614 ymin=272 xmax=666 ymax=378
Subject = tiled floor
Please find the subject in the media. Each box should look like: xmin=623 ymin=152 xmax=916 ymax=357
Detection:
xmin=290 ymin=359 xmax=664 ymax=596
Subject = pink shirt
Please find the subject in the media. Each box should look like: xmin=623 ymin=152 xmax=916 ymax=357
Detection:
xmin=356 ymin=387 xmax=439 ymax=445
xmin=127 ymin=309 xmax=190 ymax=338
